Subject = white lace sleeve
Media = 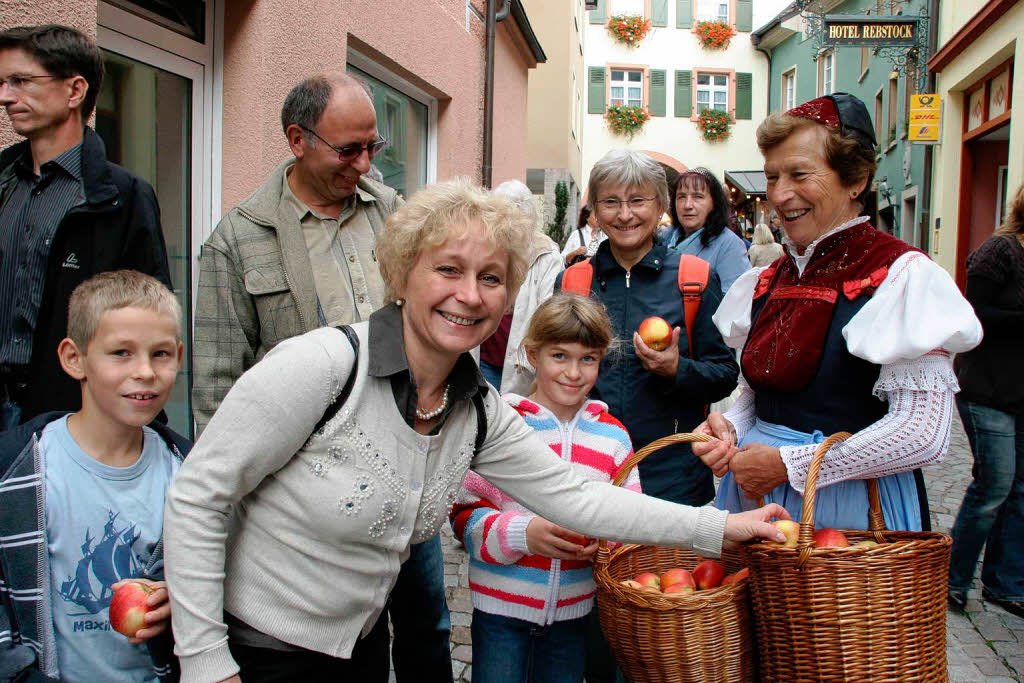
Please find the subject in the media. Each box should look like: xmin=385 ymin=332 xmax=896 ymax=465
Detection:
xmin=722 ymin=374 xmax=756 ymax=442
xmin=778 ymin=353 xmax=957 ymax=494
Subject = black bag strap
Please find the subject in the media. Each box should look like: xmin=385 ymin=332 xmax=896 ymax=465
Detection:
xmin=471 ymin=390 xmax=488 ymax=456
xmin=313 ymin=325 xmax=360 ymax=434
xmin=577 ymin=227 xmax=585 ymax=247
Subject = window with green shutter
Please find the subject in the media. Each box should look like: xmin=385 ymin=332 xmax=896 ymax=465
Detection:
xmin=674 ymin=70 xmax=692 ymax=117
xmin=735 ymin=72 xmax=753 ymax=119
xmin=676 ymin=0 xmax=693 ymax=28
xmin=589 ymin=0 xmax=607 ymax=24
xmin=735 ymin=0 xmax=753 ymax=32
xmin=588 ymin=67 xmax=607 ymax=114
xmin=652 ymin=0 xmax=668 ymax=27
xmin=649 ymin=70 xmax=667 ymax=116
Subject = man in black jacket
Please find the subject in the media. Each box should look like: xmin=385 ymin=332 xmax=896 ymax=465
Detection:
xmin=0 ymin=25 xmax=171 ymax=427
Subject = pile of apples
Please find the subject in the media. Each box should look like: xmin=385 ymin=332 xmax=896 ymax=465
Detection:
xmin=769 ymin=520 xmax=881 ymax=549
xmin=620 ymin=560 xmax=750 ymax=595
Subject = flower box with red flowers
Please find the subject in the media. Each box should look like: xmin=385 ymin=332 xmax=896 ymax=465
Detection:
xmin=605 ymin=105 xmax=650 ymax=138
xmin=607 ymin=14 xmax=652 ymax=47
xmin=694 ymin=20 xmax=736 ymax=50
xmin=697 ymin=108 xmax=733 ymax=142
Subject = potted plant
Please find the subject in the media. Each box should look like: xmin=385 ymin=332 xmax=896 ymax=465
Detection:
xmin=607 ymin=14 xmax=652 ymax=47
xmin=605 ymin=105 xmax=650 ymax=139
xmin=694 ymin=20 xmax=736 ymax=50
xmin=697 ymin=108 xmax=733 ymax=142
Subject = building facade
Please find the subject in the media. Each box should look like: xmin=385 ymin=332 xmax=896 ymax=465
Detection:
xmin=753 ymin=0 xmax=932 ymax=249
xmin=0 ymin=0 xmax=543 ymax=435
xmin=522 ymin=0 xmax=587 ymax=240
xmin=928 ymin=0 xmax=1021 ymax=285
xmin=581 ymin=0 xmax=788 ymax=221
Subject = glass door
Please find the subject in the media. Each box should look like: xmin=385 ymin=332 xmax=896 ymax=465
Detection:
xmin=94 ymin=16 xmax=211 ymax=439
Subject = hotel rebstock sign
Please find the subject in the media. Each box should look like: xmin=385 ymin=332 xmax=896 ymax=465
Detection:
xmin=823 ymin=15 xmax=918 ymax=47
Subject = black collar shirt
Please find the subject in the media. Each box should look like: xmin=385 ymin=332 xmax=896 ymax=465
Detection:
xmin=367 ymin=302 xmax=488 ymax=432
xmin=0 ymin=143 xmax=85 ymax=369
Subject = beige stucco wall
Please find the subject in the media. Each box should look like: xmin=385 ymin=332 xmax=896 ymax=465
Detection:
xmin=930 ymin=2 xmax=1023 ymax=276
xmin=522 ymin=0 xmax=584 ymax=184
xmin=0 ymin=0 xmax=97 ymax=149
xmin=221 ymin=0 xmax=494 ymax=210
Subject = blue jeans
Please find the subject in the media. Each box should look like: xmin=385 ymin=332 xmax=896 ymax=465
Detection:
xmin=471 ymin=609 xmax=588 ymax=683
xmin=949 ymin=398 xmax=1024 ymax=599
xmin=389 ymin=535 xmax=454 ymax=682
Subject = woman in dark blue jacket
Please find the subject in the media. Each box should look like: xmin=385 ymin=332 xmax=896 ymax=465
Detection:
xmin=559 ymin=149 xmax=738 ymax=506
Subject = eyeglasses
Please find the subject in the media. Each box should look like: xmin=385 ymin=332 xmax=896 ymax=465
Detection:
xmin=300 ymin=126 xmax=388 ymax=161
xmin=0 ymin=74 xmax=61 ymax=92
xmin=595 ymin=196 xmax=657 ymax=213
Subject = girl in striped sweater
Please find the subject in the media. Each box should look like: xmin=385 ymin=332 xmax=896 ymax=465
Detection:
xmin=451 ymin=293 xmax=638 ymax=683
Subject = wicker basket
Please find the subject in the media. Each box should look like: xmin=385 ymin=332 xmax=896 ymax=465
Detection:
xmin=742 ymin=432 xmax=951 ymax=682
xmin=593 ymin=433 xmax=757 ymax=683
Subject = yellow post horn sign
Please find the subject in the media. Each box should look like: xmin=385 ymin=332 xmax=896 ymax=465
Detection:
xmin=908 ymin=94 xmax=941 ymax=143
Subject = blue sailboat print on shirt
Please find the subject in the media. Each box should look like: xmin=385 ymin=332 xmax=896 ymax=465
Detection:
xmin=59 ymin=510 xmax=144 ymax=615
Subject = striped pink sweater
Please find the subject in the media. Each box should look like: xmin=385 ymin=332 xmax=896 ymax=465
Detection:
xmin=450 ymin=395 xmax=639 ymax=625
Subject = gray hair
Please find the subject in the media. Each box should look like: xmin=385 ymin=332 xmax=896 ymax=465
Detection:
xmin=752 ymin=223 xmax=775 ymax=245
xmin=280 ymin=72 xmax=372 ymax=136
xmin=587 ymin=149 xmax=669 ymax=214
xmin=493 ymin=180 xmax=539 ymax=229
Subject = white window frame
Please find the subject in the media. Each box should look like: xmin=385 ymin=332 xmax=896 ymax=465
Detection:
xmin=696 ymin=72 xmax=730 ymax=113
xmin=346 ymin=49 xmax=438 ymax=185
xmin=97 ymin=0 xmax=221 ymax=310
xmin=615 ymin=0 xmax=646 ymax=16
xmin=696 ymin=0 xmax=730 ymax=22
xmin=609 ymin=69 xmax=644 ymax=108
xmin=818 ymin=49 xmax=835 ymax=96
xmin=901 ymin=185 xmax=919 ymax=247
xmin=782 ymin=67 xmax=797 ymax=110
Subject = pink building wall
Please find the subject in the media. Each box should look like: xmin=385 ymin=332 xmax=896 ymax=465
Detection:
xmin=0 ymin=0 xmax=96 ymax=149
xmin=491 ymin=19 xmax=532 ymax=186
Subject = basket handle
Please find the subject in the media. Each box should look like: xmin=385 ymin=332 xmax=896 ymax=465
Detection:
xmin=597 ymin=432 xmax=713 ymax=558
xmin=755 ymin=432 xmax=887 ymax=563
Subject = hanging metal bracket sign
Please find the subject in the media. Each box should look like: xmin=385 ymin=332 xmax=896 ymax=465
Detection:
xmin=823 ymin=15 xmax=918 ymax=47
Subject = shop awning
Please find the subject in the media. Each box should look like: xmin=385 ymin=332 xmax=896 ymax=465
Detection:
xmin=725 ymin=170 xmax=768 ymax=198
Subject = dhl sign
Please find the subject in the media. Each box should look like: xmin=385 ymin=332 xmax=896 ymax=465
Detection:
xmin=908 ymin=94 xmax=941 ymax=143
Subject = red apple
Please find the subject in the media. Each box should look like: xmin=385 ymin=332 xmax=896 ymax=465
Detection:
xmin=721 ymin=567 xmax=750 ymax=587
xmin=771 ymin=520 xmax=800 ymax=547
xmin=634 ymin=572 xmax=661 ymax=590
xmin=660 ymin=567 xmax=695 ymax=592
xmin=813 ymin=528 xmax=850 ymax=548
xmin=663 ymin=583 xmax=696 ymax=595
xmin=637 ymin=316 xmax=672 ymax=351
xmin=692 ymin=560 xmax=726 ymax=590
xmin=108 ymin=580 xmax=154 ymax=637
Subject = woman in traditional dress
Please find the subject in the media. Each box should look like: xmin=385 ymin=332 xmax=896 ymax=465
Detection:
xmin=693 ymin=93 xmax=982 ymax=531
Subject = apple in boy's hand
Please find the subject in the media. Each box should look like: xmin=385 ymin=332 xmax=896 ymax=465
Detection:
xmin=637 ymin=316 xmax=672 ymax=351
xmin=109 ymin=580 xmax=154 ymax=637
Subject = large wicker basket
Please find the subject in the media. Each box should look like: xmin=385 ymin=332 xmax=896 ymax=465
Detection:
xmin=743 ymin=432 xmax=951 ymax=682
xmin=593 ymin=433 xmax=757 ymax=683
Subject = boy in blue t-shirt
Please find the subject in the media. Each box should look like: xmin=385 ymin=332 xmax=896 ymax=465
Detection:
xmin=0 ymin=270 xmax=190 ymax=682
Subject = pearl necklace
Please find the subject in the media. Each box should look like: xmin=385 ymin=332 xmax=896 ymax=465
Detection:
xmin=416 ymin=385 xmax=450 ymax=421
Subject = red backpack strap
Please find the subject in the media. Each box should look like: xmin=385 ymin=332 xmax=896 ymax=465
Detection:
xmin=677 ymin=254 xmax=709 ymax=358
xmin=561 ymin=259 xmax=595 ymax=296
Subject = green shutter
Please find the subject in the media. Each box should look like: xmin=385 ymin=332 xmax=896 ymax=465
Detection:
xmin=676 ymin=0 xmax=692 ymax=28
xmin=589 ymin=0 xmax=607 ymax=24
xmin=735 ymin=0 xmax=753 ymax=32
xmin=588 ymin=67 xmax=607 ymax=114
xmin=652 ymin=0 xmax=668 ymax=27
xmin=735 ymin=72 xmax=753 ymax=119
xmin=649 ymin=70 xmax=667 ymax=116
xmin=674 ymin=70 xmax=692 ymax=117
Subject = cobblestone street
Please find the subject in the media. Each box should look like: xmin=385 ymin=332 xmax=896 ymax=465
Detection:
xmin=421 ymin=415 xmax=1024 ymax=682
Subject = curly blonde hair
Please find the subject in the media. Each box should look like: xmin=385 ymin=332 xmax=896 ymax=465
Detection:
xmin=376 ymin=178 xmax=534 ymax=305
